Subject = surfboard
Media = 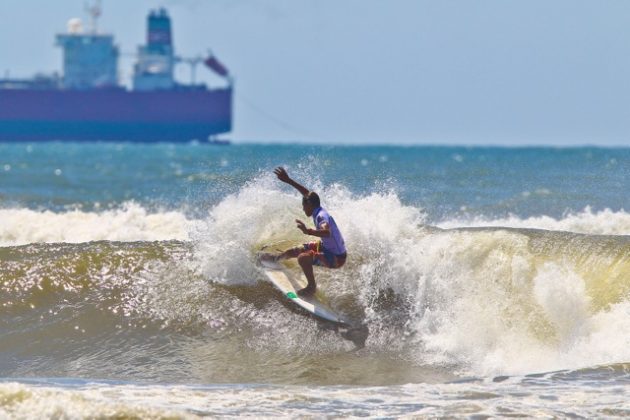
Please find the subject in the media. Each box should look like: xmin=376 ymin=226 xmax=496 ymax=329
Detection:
xmin=258 ymin=256 xmax=348 ymax=325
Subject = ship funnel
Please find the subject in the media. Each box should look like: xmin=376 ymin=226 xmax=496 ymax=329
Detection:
xmin=67 ymin=18 xmax=83 ymax=34
xmin=147 ymin=8 xmax=172 ymax=52
xmin=133 ymin=8 xmax=175 ymax=90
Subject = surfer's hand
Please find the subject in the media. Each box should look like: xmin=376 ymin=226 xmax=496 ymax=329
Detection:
xmin=274 ymin=167 xmax=291 ymax=183
xmin=295 ymin=219 xmax=308 ymax=234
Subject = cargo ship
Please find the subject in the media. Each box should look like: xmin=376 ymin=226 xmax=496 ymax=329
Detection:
xmin=0 ymin=2 xmax=232 ymax=143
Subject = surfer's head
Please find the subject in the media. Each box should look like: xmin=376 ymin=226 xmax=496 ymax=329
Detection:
xmin=302 ymin=192 xmax=320 ymax=216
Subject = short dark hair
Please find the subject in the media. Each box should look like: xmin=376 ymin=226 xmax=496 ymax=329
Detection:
xmin=302 ymin=191 xmax=320 ymax=208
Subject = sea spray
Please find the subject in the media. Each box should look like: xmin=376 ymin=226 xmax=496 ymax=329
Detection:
xmin=404 ymin=228 xmax=630 ymax=376
xmin=184 ymin=176 xmax=630 ymax=377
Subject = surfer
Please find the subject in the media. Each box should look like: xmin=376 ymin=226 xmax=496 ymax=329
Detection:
xmin=270 ymin=167 xmax=347 ymax=296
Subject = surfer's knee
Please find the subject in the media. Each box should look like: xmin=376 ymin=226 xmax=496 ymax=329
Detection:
xmin=297 ymin=252 xmax=313 ymax=267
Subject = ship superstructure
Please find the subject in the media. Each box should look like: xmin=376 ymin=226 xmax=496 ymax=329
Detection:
xmin=56 ymin=14 xmax=119 ymax=90
xmin=0 ymin=3 xmax=232 ymax=142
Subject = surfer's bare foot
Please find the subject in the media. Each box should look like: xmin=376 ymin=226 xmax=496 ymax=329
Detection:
xmin=297 ymin=286 xmax=316 ymax=296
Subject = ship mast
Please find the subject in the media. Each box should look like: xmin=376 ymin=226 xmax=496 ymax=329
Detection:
xmin=177 ymin=56 xmax=203 ymax=85
xmin=85 ymin=0 xmax=102 ymax=34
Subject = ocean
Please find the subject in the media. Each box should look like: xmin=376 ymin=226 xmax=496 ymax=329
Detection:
xmin=0 ymin=142 xmax=628 ymax=417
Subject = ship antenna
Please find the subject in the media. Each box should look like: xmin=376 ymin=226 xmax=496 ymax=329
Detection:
xmin=85 ymin=0 xmax=102 ymax=33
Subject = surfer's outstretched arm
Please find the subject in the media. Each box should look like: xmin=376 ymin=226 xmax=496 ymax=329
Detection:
xmin=274 ymin=167 xmax=309 ymax=197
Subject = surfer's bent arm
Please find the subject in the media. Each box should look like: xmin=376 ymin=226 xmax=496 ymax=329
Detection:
xmin=296 ymin=219 xmax=331 ymax=238
xmin=274 ymin=167 xmax=309 ymax=197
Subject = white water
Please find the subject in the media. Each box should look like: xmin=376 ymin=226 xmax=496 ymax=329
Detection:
xmin=1 ymin=194 xmax=627 ymax=249
xmin=0 ymin=377 xmax=627 ymax=418
xmin=438 ymin=206 xmax=630 ymax=235
xmin=0 ymin=201 xmax=197 ymax=246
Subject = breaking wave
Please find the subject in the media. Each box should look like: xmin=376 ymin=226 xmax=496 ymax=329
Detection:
xmin=1 ymin=173 xmax=629 ymax=382
xmin=0 ymin=202 xmax=198 ymax=246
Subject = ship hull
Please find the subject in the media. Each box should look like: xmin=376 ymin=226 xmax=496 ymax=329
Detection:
xmin=0 ymin=88 xmax=232 ymax=142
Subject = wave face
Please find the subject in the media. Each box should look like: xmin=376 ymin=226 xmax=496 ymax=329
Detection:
xmin=1 ymin=174 xmax=629 ymax=384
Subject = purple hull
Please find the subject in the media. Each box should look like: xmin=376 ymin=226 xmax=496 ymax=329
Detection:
xmin=0 ymin=87 xmax=232 ymax=142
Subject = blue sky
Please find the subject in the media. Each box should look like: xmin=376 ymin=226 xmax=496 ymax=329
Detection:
xmin=1 ymin=0 xmax=629 ymax=145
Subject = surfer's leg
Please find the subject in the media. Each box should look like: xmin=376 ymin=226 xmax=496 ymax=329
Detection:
xmin=275 ymin=247 xmax=302 ymax=261
xmin=296 ymin=252 xmax=316 ymax=296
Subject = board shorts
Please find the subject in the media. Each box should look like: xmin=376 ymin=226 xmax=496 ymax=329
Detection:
xmin=303 ymin=241 xmax=347 ymax=268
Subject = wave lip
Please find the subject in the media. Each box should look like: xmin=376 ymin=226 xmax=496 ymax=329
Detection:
xmin=438 ymin=206 xmax=630 ymax=236
xmin=0 ymin=202 xmax=197 ymax=246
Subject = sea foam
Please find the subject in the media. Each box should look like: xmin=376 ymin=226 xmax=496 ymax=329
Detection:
xmin=0 ymin=202 xmax=197 ymax=246
xmin=437 ymin=206 xmax=630 ymax=235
